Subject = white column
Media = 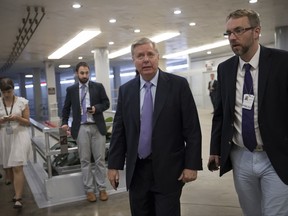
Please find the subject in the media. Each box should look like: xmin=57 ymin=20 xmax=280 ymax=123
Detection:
xmin=44 ymin=61 xmax=60 ymax=123
xmin=187 ymin=54 xmax=192 ymax=69
xmin=93 ymin=48 xmax=112 ymax=111
xmin=275 ymin=26 xmax=288 ymax=51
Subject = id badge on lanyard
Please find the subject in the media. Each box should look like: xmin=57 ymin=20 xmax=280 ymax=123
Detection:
xmin=242 ymin=94 xmax=254 ymax=110
xmin=6 ymin=123 xmax=13 ymax=134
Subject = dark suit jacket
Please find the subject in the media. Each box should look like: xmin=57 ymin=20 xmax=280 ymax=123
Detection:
xmin=108 ymin=70 xmax=202 ymax=193
xmin=208 ymin=79 xmax=217 ymax=96
xmin=210 ymin=45 xmax=288 ymax=185
xmin=61 ymin=81 xmax=110 ymax=139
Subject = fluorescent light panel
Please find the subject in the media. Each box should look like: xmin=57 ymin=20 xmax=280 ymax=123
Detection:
xmin=59 ymin=64 xmax=71 ymax=68
xmin=108 ymin=32 xmax=180 ymax=59
xmin=163 ymin=40 xmax=230 ymax=59
xmin=48 ymin=30 xmax=101 ymax=59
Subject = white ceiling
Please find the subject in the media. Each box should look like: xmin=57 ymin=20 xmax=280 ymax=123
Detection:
xmin=0 ymin=0 xmax=288 ymax=79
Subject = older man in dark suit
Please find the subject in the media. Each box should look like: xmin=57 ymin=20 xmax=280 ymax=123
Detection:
xmin=208 ymin=9 xmax=288 ymax=216
xmin=62 ymin=62 xmax=110 ymax=202
xmin=108 ymin=38 xmax=202 ymax=216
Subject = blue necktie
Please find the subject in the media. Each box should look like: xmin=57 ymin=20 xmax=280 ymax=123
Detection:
xmin=81 ymin=85 xmax=87 ymax=123
xmin=242 ymin=64 xmax=257 ymax=152
xmin=138 ymin=82 xmax=153 ymax=159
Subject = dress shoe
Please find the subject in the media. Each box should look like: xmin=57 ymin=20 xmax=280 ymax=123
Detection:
xmin=99 ymin=190 xmax=108 ymax=201
xmin=5 ymin=180 xmax=11 ymax=185
xmin=86 ymin=192 xmax=96 ymax=202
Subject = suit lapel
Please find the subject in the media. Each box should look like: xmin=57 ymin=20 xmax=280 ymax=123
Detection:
xmin=88 ymin=82 xmax=94 ymax=104
xmin=258 ymin=46 xmax=271 ymax=112
xmin=153 ymin=71 xmax=169 ymax=128
xmin=229 ymin=57 xmax=239 ymax=112
xmin=73 ymin=83 xmax=81 ymax=112
xmin=130 ymin=77 xmax=141 ymax=131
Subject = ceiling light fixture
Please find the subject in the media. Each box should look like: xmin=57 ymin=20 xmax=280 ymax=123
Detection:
xmin=109 ymin=18 xmax=116 ymax=23
xmin=78 ymin=56 xmax=83 ymax=59
xmin=249 ymin=0 xmax=258 ymax=3
xmin=48 ymin=30 xmax=101 ymax=59
xmin=59 ymin=64 xmax=71 ymax=68
xmin=150 ymin=32 xmax=180 ymax=43
xmin=134 ymin=29 xmax=141 ymax=33
xmin=72 ymin=3 xmax=81 ymax=9
xmin=163 ymin=40 xmax=230 ymax=59
xmin=25 ymin=74 xmax=33 ymax=78
xmin=189 ymin=22 xmax=196 ymax=26
xmin=108 ymin=32 xmax=180 ymax=59
xmin=109 ymin=41 xmax=114 ymax=45
xmin=174 ymin=9 xmax=181 ymax=15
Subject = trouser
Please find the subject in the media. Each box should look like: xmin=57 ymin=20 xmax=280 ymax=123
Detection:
xmin=129 ymin=158 xmax=182 ymax=216
xmin=76 ymin=124 xmax=106 ymax=192
xmin=230 ymin=145 xmax=288 ymax=216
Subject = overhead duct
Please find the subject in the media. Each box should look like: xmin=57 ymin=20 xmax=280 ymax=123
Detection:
xmin=0 ymin=6 xmax=45 ymax=73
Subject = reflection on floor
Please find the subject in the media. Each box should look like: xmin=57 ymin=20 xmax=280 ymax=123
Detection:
xmin=0 ymin=109 xmax=242 ymax=216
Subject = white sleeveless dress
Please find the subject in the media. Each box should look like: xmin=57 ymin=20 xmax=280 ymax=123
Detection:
xmin=0 ymin=97 xmax=32 ymax=168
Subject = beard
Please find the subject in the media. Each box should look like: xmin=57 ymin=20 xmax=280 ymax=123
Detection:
xmin=231 ymin=44 xmax=250 ymax=56
xmin=78 ymin=77 xmax=88 ymax=84
xmin=230 ymin=36 xmax=254 ymax=57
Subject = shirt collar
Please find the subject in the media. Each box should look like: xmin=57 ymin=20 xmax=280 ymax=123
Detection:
xmin=79 ymin=81 xmax=89 ymax=89
xmin=140 ymin=69 xmax=159 ymax=90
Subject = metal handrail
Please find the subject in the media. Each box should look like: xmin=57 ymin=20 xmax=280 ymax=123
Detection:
xmin=30 ymin=118 xmax=78 ymax=178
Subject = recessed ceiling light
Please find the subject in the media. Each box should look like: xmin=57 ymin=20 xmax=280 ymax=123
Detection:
xmin=59 ymin=65 xmax=71 ymax=68
xmin=249 ymin=0 xmax=258 ymax=3
xmin=91 ymin=50 xmax=95 ymax=53
xmin=109 ymin=19 xmax=116 ymax=23
xmin=72 ymin=3 xmax=81 ymax=9
xmin=78 ymin=56 xmax=83 ymax=59
xmin=109 ymin=41 xmax=114 ymax=45
xmin=207 ymin=51 xmax=212 ymax=54
xmin=48 ymin=30 xmax=101 ymax=59
xmin=25 ymin=74 xmax=33 ymax=78
xmin=134 ymin=29 xmax=140 ymax=33
xmin=174 ymin=9 xmax=181 ymax=15
xmin=189 ymin=22 xmax=196 ymax=26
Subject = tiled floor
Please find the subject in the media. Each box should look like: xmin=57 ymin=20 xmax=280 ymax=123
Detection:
xmin=0 ymin=109 xmax=242 ymax=216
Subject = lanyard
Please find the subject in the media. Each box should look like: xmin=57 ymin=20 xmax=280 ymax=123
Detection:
xmin=3 ymin=96 xmax=15 ymax=116
xmin=80 ymin=86 xmax=87 ymax=105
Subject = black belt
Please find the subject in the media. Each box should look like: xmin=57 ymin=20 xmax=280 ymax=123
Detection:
xmin=82 ymin=122 xmax=96 ymax=125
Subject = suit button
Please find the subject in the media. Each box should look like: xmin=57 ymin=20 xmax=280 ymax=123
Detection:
xmin=228 ymin=141 xmax=232 ymax=145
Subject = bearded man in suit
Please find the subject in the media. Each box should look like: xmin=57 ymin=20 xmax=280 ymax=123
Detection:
xmin=62 ymin=62 xmax=110 ymax=202
xmin=208 ymin=9 xmax=288 ymax=216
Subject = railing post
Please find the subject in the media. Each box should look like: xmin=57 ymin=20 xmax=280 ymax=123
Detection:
xmin=44 ymin=130 xmax=53 ymax=178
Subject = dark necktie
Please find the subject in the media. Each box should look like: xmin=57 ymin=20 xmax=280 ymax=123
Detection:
xmin=242 ymin=63 xmax=257 ymax=152
xmin=138 ymin=82 xmax=153 ymax=159
xmin=81 ymin=85 xmax=87 ymax=123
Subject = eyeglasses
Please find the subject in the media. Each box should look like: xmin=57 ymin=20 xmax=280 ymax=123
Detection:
xmin=134 ymin=52 xmax=157 ymax=61
xmin=224 ymin=27 xmax=255 ymax=37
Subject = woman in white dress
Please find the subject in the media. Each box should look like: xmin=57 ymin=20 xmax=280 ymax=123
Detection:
xmin=0 ymin=78 xmax=32 ymax=209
